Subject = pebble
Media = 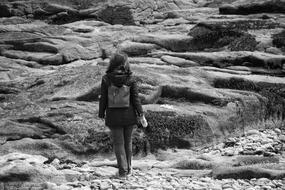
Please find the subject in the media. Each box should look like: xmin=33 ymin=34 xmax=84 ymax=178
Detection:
xmin=274 ymin=128 xmax=281 ymax=134
xmin=279 ymin=135 xmax=285 ymax=142
xmin=2 ymin=128 xmax=284 ymax=190
xmin=223 ymin=148 xmax=235 ymax=156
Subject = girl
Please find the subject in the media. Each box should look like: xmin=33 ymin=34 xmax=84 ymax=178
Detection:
xmin=98 ymin=52 xmax=145 ymax=178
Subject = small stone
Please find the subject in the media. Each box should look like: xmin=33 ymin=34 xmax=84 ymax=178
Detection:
xmin=246 ymin=188 xmax=256 ymax=190
xmin=51 ymin=158 xmax=60 ymax=168
xmin=223 ymin=148 xmax=235 ymax=156
xmin=279 ymin=135 xmax=285 ymax=142
xmin=256 ymin=178 xmax=270 ymax=185
xmin=262 ymin=185 xmax=272 ymax=189
xmin=99 ymin=182 xmax=110 ymax=190
xmin=265 ymin=47 xmax=283 ymax=55
xmin=0 ymin=136 xmax=7 ymax=145
xmin=210 ymin=183 xmax=222 ymax=190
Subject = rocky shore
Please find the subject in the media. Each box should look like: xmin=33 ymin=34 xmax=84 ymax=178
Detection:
xmin=1 ymin=126 xmax=284 ymax=189
xmin=0 ymin=0 xmax=285 ymax=189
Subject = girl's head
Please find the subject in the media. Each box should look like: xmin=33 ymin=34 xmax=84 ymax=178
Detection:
xmin=106 ymin=52 xmax=131 ymax=74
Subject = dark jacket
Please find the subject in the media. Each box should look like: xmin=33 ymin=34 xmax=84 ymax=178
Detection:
xmin=98 ymin=71 xmax=143 ymax=127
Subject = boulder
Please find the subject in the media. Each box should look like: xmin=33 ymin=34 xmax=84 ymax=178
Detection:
xmin=0 ymin=153 xmax=66 ymax=183
xmin=187 ymin=19 xmax=280 ymax=51
xmin=97 ymin=4 xmax=136 ymax=25
xmin=220 ymin=0 xmax=285 ymax=15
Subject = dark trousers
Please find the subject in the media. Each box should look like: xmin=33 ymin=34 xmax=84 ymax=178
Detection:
xmin=110 ymin=125 xmax=134 ymax=176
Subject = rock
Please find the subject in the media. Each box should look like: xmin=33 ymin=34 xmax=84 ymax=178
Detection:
xmin=150 ymin=51 xmax=285 ymax=69
xmin=51 ymin=158 xmax=61 ymax=169
xmin=0 ymin=154 xmax=66 ymax=183
xmin=79 ymin=0 xmax=196 ymax=25
xmin=99 ymin=181 xmax=111 ymax=190
xmin=2 ymin=50 xmax=63 ymax=65
xmin=189 ymin=18 xmax=279 ymax=33
xmin=201 ymin=67 xmax=251 ymax=75
xmin=220 ymin=0 xmax=285 ymax=15
xmin=61 ymin=169 xmax=82 ymax=182
xmin=60 ymin=43 xmax=100 ymax=63
xmin=132 ymin=159 xmax=159 ymax=171
xmin=234 ymin=156 xmax=279 ymax=166
xmin=223 ymin=148 xmax=235 ymax=156
xmin=266 ymin=47 xmax=283 ymax=55
xmin=21 ymin=42 xmax=59 ymax=53
xmin=279 ymin=135 xmax=285 ymax=142
xmin=0 ymin=4 xmax=13 ymax=17
xmin=0 ymin=153 xmax=48 ymax=165
xmin=0 ymin=31 xmax=42 ymax=45
xmin=189 ymin=19 xmax=278 ymax=51
xmin=118 ymin=41 xmax=160 ymax=56
xmin=161 ymin=55 xmax=199 ymax=67
xmin=133 ymin=34 xmax=193 ymax=52
xmin=171 ymin=159 xmax=213 ymax=169
xmin=246 ymin=129 xmax=260 ymax=136
xmin=93 ymin=166 xmax=117 ymax=177
xmin=213 ymin=166 xmax=285 ymax=180
xmin=41 ymin=3 xmax=78 ymax=15
xmin=97 ymin=4 xmax=136 ymax=25
xmin=273 ymin=128 xmax=281 ymax=134
xmin=0 ymin=119 xmax=54 ymax=141
xmin=0 ymin=17 xmax=32 ymax=25
xmin=273 ymin=30 xmax=285 ymax=50
xmin=129 ymin=57 xmax=166 ymax=65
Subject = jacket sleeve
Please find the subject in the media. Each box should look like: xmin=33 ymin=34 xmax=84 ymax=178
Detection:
xmin=131 ymin=81 xmax=144 ymax=116
xmin=98 ymin=77 xmax=108 ymax=118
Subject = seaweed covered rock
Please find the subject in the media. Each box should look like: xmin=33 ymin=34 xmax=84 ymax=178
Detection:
xmin=213 ymin=77 xmax=285 ymax=120
xmin=213 ymin=165 xmax=285 ymax=179
xmin=273 ymin=30 xmax=285 ymax=52
xmin=187 ymin=19 xmax=280 ymax=51
xmin=144 ymin=109 xmax=212 ymax=150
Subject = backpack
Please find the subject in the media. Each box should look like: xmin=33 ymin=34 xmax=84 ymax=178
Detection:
xmin=108 ymin=83 xmax=130 ymax=108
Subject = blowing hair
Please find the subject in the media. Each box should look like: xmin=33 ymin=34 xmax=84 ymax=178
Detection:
xmin=106 ymin=52 xmax=131 ymax=75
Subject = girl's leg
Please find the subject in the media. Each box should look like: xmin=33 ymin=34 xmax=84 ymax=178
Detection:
xmin=110 ymin=126 xmax=128 ymax=176
xmin=124 ymin=125 xmax=135 ymax=174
